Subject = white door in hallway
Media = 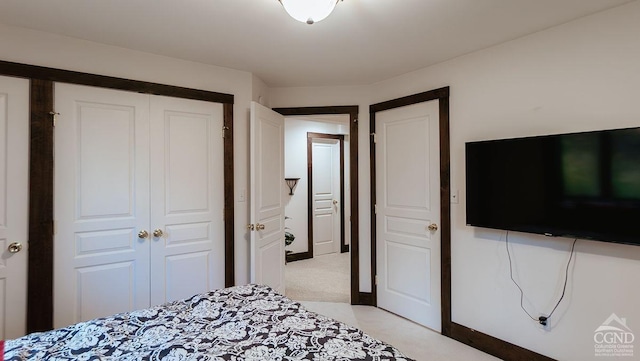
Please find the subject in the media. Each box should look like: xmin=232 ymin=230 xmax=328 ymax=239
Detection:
xmin=0 ymin=75 xmax=29 ymax=339
xmin=249 ymin=102 xmax=285 ymax=294
xmin=312 ymin=138 xmax=341 ymax=256
xmin=375 ymin=100 xmax=441 ymax=331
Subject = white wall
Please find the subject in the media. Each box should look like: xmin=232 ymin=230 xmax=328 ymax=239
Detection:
xmin=252 ymin=74 xmax=271 ymax=107
xmin=284 ymin=118 xmax=349 ymax=254
xmin=0 ymin=23 xmax=257 ymax=285
xmin=271 ymin=2 xmax=640 ymax=360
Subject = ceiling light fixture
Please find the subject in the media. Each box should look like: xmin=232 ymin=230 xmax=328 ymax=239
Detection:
xmin=278 ymin=0 xmax=341 ymax=25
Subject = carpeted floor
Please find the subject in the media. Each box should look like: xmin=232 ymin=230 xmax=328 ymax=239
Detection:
xmin=299 ymin=301 xmax=500 ymax=361
xmin=285 ymin=252 xmax=350 ymax=303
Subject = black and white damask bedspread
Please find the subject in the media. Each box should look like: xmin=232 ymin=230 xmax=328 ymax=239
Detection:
xmin=4 ymin=284 xmax=414 ymax=360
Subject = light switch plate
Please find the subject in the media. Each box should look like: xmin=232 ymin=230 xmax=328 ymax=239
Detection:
xmin=451 ymin=189 xmax=459 ymax=204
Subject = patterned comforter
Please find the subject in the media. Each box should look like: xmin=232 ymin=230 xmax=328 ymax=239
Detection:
xmin=4 ymin=284 xmax=414 ymax=360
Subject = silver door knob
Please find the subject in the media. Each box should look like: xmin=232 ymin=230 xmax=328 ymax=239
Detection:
xmin=333 ymin=200 xmax=338 ymax=205
xmin=427 ymin=223 xmax=438 ymax=231
xmin=153 ymin=229 xmax=164 ymax=237
xmin=138 ymin=230 xmax=149 ymax=239
xmin=8 ymin=242 xmax=22 ymax=253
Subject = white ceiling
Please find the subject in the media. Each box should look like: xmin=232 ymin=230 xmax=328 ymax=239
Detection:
xmin=0 ymin=0 xmax=633 ymax=87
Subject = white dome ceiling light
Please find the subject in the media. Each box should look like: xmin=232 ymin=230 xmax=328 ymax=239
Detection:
xmin=278 ymin=0 xmax=342 ymax=25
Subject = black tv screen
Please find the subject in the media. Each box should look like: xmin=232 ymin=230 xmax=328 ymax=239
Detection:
xmin=465 ymin=127 xmax=640 ymax=246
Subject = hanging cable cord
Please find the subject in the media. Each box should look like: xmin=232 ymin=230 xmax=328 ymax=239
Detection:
xmin=505 ymin=231 xmax=578 ymax=325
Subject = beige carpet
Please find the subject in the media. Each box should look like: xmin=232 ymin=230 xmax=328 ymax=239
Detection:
xmin=285 ymin=252 xmax=350 ymax=303
xmin=299 ymin=301 xmax=500 ymax=361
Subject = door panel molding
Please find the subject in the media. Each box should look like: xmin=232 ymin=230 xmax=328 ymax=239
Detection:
xmin=0 ymin=60 xmax=234 ymax=333
xmin=273 ymin=106 xmax=361 ymax=305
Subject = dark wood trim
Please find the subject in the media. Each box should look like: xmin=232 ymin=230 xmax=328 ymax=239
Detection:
xmin=348 ymin=110 xmax=360 ymax=305
xmin=306 ymin=132 xmax=346 ymax=260
xmin=27 ymin=79 xmax=55 ymax=333
xmin=370 ymin=87 xmax=450 ymax=114
xmin=368 ymin=110 xmax=378 ymax=305
xmin=338 ymin=134 xmax=348 ymax=254
xmin=450 ymin=323 xmax=557 ymax=361
xmin=438 ymin=95 xmax=453 ymax=335
xmin=355 ymin=292 xmax=374 ymax=306
xmin=273 ymin=106 xmax=360 ymax=304
xmin=369 ymin=86 xmax=450 ymax=321
xmin=286 ymin=251 xmax=313 ymax=263
xmin=274 ymin=106 xmax=358 ymax=116
xmin=338 ymin=137 xmax=347 ymax=254
xmin=0 ymin=60 xmax=233 ymax=104
xmin=223 ymin=103 xmax=235 ymax=287
xmin=306 ymin=135 xmax=314 ymax=260
xmin=2 ymin=60 xmax=235 ymax=332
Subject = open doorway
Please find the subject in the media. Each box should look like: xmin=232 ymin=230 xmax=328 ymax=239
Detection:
xmin=273 ymin=106 xmax=362 ymax=305
xmin=282 ymin=115 xmax=350 ymax=303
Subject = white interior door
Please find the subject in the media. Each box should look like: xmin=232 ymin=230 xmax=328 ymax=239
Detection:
xmin=0 ymin=75 xmax=29 ymax=339
xmin=312 ymin=138 xmax=341 ymax=256
xmin=149 ymin=96 xmax=225 ymax=305
xmin=376 ymin=100 xmax=441 ymax=331
xmin=54 ymin=84 xmax=151 ymax=328
xmin=250 ymin=102 xmax=285 ymax=294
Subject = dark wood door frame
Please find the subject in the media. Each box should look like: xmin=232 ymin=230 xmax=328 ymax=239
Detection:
xmin=273 ymin=106 xmax=367 ymax=305
xmin=307 ymin=132 xmax=347 ymax=260
xmin=0 ymin=60 xmax=235 ymax=333
xmin=370 ymin=87 xmax=554 ymax=361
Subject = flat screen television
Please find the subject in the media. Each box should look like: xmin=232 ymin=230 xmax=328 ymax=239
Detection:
xmin=465 ymin=127 xmax=640 ymax=246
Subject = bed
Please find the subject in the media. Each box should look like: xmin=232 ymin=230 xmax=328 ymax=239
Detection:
xmin=3 ymin=284 xmax=414 ymax=360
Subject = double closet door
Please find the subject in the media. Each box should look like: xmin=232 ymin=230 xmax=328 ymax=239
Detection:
xmin=54 ymin=84 xmax=225 ymax=328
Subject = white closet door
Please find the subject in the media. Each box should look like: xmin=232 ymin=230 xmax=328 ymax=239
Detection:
xmin=149 ymin=96 xmax=225 ymax=305
xmin=0 ymin=76 xmax=29 ymax=339
xmin=54 ymin=84 xmax=151 ymax=328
